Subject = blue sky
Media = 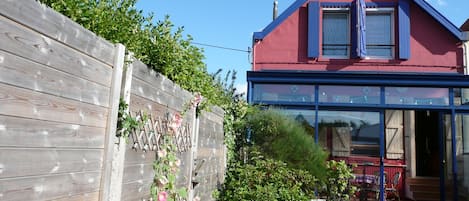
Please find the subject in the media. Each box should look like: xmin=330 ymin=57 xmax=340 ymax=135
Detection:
xmin=136 ymin=0 xmax=469 ymax=95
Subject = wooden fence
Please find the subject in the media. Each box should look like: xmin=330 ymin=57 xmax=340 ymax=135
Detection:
xmin=0 ymin=1 xmax=225 ymax=200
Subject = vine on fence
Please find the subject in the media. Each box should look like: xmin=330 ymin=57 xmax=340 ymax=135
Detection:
xmin=152 ymin=92 xmax=202 ymax=201
xmin=117 ymin=98 xmax=147 ymax=143
xmin=117 ymin=93 xmax=203 ymax=201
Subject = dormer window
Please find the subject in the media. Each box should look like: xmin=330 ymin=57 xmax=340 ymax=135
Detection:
xmin=308 ymin=1 xmax=410 ymax=60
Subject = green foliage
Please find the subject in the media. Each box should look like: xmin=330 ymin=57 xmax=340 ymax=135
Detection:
xmin=116 ymin=98 xmax=146 ymax=141
xmin=245 ymin=109 xmax=328 ymax=180
xmin=40 ymin=0 xmax=225 ymax=108
xmin=217 ymin=150 xmax=318 ymax=201
xmin=212 ymin=70 xmax=251 ymax=164
xmin=151 ymin=133 xmax=186 ymax=201
xmin=321 ymin=160 xmax=357 ymax=201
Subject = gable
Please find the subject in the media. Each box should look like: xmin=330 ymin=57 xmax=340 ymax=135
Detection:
xmin=253 ymin=0 xmax=464 ymax=42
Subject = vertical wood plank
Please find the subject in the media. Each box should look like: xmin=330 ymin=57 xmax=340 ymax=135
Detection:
xmin=99 ymin=44 xmax=125 ymax=201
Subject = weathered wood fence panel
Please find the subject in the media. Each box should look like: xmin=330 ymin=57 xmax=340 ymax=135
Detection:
xmin=119 ymin=59 xmax=196 ymax=201
xmin=0 ymin=1 xmax=225 ymax=201
xmin=193 ymin=108 xmax=226 ymax=200
xmin=0 ymin=1 xmax=115 ymax=200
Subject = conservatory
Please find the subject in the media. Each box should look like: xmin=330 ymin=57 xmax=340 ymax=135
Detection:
xmin=247 ymin=71 xmax=469 ymax=201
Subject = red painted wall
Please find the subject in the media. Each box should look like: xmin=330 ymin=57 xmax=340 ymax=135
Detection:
xmin=253 ymin=0 xmax=463 ymax=73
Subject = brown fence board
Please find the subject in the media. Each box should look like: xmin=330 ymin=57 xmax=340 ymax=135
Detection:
xmin=132 ymin=60 xmax=192 ymax=101
xmin=0 ymin=0 xmax=115 ymax=66
xmin=0 ymin=15 xmax=112 ymax=87
xmin=0 ymin=115 xmax=105 ymax=148
xmin=48 ymin=191 xmax=100 ymax=201
xmin=0 ymin=83 xmax=108 ymax=127
xmin=0 ymin=50 xmax=110 ymax=107
xmin=121 ymin=163 xmax=154 ymax=184
xmin=131 ymin=77 xmax=186 ymax=110
xmin=0 ymin=148 xmax=102 ymax=179
xmin=0 ymin=171 xmax=101 ymax=201
xmin=120 ymin=179 xmax=152 ymax=201
xmin=123 ymin=147 xmax=156 ymax=166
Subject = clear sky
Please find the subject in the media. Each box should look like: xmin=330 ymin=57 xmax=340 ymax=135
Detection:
xmin=136 ymin=0 xmax=469 ymax=95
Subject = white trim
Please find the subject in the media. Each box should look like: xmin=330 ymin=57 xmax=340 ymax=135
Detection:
xmin=322 ymin=7 xmax=350 ymax=11
xmin=366 ymin=7 xmax=395 ymax=12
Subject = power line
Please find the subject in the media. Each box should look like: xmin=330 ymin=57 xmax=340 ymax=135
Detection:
xmin=191 ymin=42 xmax=251 ymax=53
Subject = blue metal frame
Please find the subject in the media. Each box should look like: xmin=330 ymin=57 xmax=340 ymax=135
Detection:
xmin=247 ymin=71 xmax=469 ymax=201
xmin=438 ymin=112 xmax=446 ymax=201
xmin=379 ymin=110 xmax=386 ymax=201
xmin=253 ymin=0 xmax=308 ymax=40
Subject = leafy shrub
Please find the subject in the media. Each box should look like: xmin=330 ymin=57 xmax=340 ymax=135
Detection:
xmin=245 ymin=109 xmax=328 ymax=180
xmin=40 ymin=0 xmax=225 ymax=108
xmin=320 ymin=160 xmax=357 ymax=201
xmin=217 ymin=150 xmax=318 ymax=201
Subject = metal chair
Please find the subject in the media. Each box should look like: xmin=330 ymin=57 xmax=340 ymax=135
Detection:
xmin=385 ymin=172 xmax=401 ymax=201
xmin=373 ymin=171 xmax=387 ymax=201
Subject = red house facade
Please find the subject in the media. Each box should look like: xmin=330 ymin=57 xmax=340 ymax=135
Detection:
xmin=247 ymin=0 xmax=469 ymax=200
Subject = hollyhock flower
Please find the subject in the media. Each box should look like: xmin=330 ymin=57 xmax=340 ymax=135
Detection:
xmin=168 ymin=112 xmax=182 ymax=134
xmin=191 ymin=93 xmax=203 ymax=108
xmin=157 ymin=149 xmax=167 ymax=158
xmin=158 ymin=191 xmax=168 ymax=201
xmin=175 ymin=159 xmax=181 ymax=167
xmin=193 ymin=196 xmax=201 ymax=201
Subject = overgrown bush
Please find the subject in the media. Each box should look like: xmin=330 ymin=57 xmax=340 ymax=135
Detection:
xmin=245 ymin=109 xmax=328 ymax=180
xmin=217 ymin=150 xmax=318 ymax=201
xmin=40 ymin=0 xmax=225 ymax=108
xmin=321 ymin=160 xmax=357 ymax=201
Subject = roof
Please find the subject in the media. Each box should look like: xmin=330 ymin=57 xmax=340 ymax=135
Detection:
xmin=253 ymin=0 xmax=465 ymax=41
xmin=461 ymin=19 xmax=469 ymax=32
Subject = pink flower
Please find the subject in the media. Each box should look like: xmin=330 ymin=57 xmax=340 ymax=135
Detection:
xmin=191 ymin=93 xmax=203 ymax=108
xmin=157 ymin=149 xmax=167 ymax=158
xmin=193 ymin=196 xmax=201 ymax=201
xmin=158 ymin=191 xmax=168 ymax=201
xmin=169 ymin=112 xmax=183 ymax=134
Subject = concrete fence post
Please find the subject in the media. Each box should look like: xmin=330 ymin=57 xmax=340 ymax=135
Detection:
xmin=100 ymin=43 xmax=127 ymax=201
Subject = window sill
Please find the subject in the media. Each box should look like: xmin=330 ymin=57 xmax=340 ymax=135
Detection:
xmin=317 ymin=57 xmax=400 ymax=63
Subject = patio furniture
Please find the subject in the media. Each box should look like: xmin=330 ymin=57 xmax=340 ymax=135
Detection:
xmin=372 ymin=171 xmax=388 ymax=201
xmin=385 ymin=172 xmax=401 ymax=201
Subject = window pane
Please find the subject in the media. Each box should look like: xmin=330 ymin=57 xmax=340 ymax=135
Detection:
xmin=455 ymin=88 xmax=469 ymax=106
xmin=318 ymin=111 xmax=380 ymax=157
xmin=253 ymin=84 xmax=315 ymax=103
xmin=319 ymin=85 xmax=380 ymax=104
xmin=385 ymin=87 xmax=449 ymax=105
xmin=366 ymin=12 xmax=393 ymax=57
xmin=323 ymin=12 xmax=349 ymax=57
xmin=280 ymin=109 xmax=316 ymax=140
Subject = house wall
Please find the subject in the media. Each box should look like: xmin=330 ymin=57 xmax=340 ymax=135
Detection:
xmin=253 ymin=0 xmax=463 ymax=73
